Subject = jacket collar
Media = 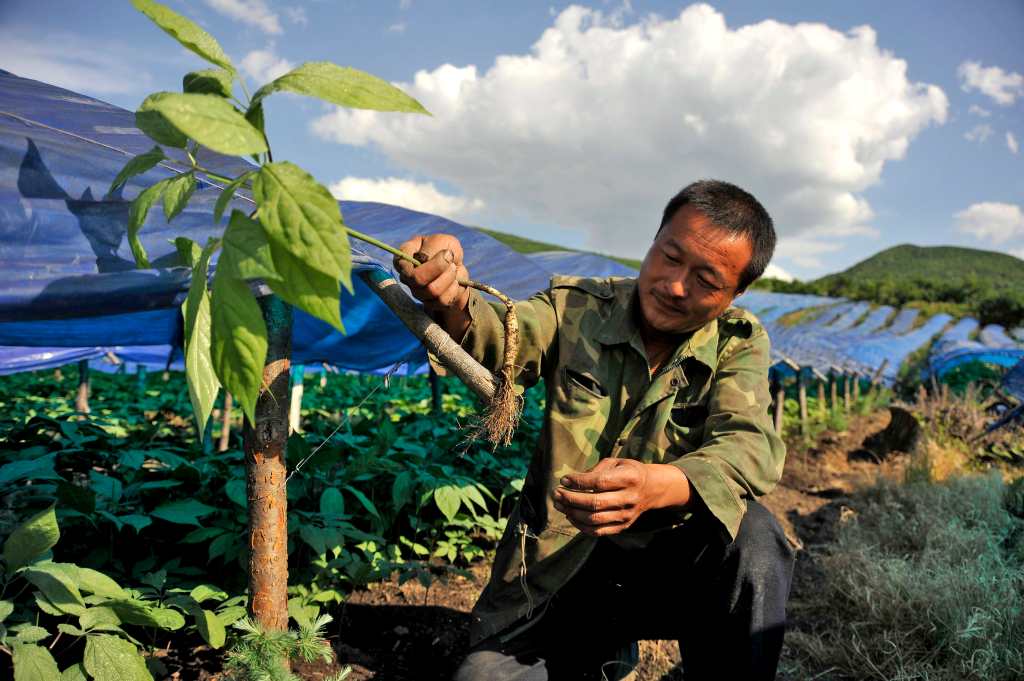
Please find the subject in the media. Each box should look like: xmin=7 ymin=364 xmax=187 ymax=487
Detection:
xmin=596 ymin=278 xmax=722 ymax=374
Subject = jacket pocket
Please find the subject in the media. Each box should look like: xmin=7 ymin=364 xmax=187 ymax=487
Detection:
xmin=558 ymin=365 xmax=608 ymax=418
xmin=667 ymin=403 xmax=708 ymax=453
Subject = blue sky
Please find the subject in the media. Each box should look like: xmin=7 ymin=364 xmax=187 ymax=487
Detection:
xmin=2 ymin=0 xmax=1022 ymax=280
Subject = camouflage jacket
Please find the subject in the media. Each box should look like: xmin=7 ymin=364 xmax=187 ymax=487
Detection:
xmin=460 ymin=276 xmax=785 ymax=645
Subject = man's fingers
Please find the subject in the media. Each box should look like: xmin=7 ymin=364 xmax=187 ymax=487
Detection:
xmin=561 ymin=464 xmax=633 ymax=493
xmin=554 ymin=487 xmax=632 ymax=512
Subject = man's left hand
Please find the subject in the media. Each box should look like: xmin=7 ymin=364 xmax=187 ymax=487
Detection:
xmin=552 ymin=458 xmax=691 ymax=536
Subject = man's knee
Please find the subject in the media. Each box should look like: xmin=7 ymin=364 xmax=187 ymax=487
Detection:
xmin=728 ymin=500 xmax=795 ymax=588
xmin=453 ymin=645 xmax=546 ymax=681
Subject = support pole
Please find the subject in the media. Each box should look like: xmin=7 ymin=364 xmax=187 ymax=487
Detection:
xmin=289 ymin=364 xmax=304 ymax=434
xmin=829 ymin=374 xmax=838 ymax=413
xmin=75 ymin=359 xmax=90 ymax=413
xmin=136 ymin=365 xmax=147 ymax=397
xmin=817 ymin=379 xmax=827 ymax=419
xmin=843 ymin=372 xmax=851 ymax=412
xmin=219 ymin=392 xmax=233 ymax=453
xmin=429 ymin=366 xmax=444 ymax=415
xmin=244 ymin=295 xmax=292 ymax=636
xmin=797 ymin=369 xmax=808 ymax=434
xmin=852 ymin=371 xmax=861 ymax=402
xmin=773 ymin=380 xmax=785 ymax=435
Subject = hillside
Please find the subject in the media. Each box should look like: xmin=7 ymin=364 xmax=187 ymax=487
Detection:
xmin=813 ymin=244 xmax=1024 ymax=292
xmin=756 ymin=244 xmax=1024 ymax=328
xmin=473 ymin=227 xmax=643 ymax=271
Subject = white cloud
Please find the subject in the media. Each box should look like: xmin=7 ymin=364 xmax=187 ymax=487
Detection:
xmin=762 ymin=263 xmax=793 ymax=282
xmin=240 ymin=48 xmax=294 ymax=84
xmin=330 ymin=176 xmax=485 ymax=220
xmin=958 ymin=60 xmax=1024 ymax=106
xmin=387 ymin=22 xmax=407 ymax=33
xmin=311 ymin=4 xmax=947 ymax=269
xmin=204 ymin=0 xmax=282 ymax=35
xmin=399 ymin=0 xmax=412 ymax=9
xmin=0 ymin=29 xmax=154 ymax=96
xmin=954 ymin=202 xmax=1024 ymax=244
xmin=284 ymin=6 xmax=308 ymax=26
xmin=964 ymin=124 xmax=994 ymax=143
xmin=968 ymin=104 xmax=991 ymax=117
xmin=1012 ymin=248 xmax=1024 ymax=260
xmin=1008 ymin=131 xmax=1019 ymax=155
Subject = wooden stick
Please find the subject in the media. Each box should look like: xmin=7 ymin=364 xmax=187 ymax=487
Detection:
xmin=75 ymin=359 xmax=90 ymax=413
xmin=219 ymin=392 xmax=233 ymax=452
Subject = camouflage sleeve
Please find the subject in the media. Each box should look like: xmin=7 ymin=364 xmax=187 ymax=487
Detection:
xmin=669 ymin=328 xmax=786 ymax=540
xmin=459 ymin=288 xmax=559 ymax=390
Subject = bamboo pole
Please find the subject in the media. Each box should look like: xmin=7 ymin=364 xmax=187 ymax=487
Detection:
xmin=243 ymin=295 xmax=291 ymax=636
xmin=843 ymin=372 xmax=851 ymax=412
xmin=218 ymin=392 xmax=233 ymax=452
xmin=817 ymin=378 xmax=827 ymax=419
xmin=75 ymin=359 xmax=90 ymax=413
xmin=852 ymin=371 xmax=861 ymax=402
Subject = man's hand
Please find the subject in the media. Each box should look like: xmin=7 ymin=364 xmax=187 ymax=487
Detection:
xmin=395 ymin=234 xmax=472 ymax=338
xmin=553 ymin=458 xmax=692 ymax=536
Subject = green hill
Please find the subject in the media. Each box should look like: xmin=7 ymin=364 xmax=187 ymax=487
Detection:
xmin=813 ymin=244 xmax=1024 ymax=292
xmin=473 ymin=227 xmax=643 ymax=271
xmin=756 ymin=244 xmax=1024 ymax=328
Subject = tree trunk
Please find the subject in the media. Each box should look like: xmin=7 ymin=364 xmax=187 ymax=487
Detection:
xmin=75 ymin=360 xmax=90 ymax=413
xmin=243 ymin=295 xmax=292 ymax=635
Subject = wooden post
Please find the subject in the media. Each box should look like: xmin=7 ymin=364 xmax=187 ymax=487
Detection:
xmin=136 ymin=364 xmax=147 ymax=396
xmin=843 ymin=372 xmax=851 ymax=412
xmin=289 ymin=364 xmax=304 ymax=434
xmin=429 ymin=366 xmax=443 ymax=415
xmin=852 ymin=371 xmax=861 ymax=402
xmin=319 ymin=364 xmax=328 ymax=389
xmin=243 ymin=295 xmax=292 ymax=636
xmin=829 ymin=376 xmax=838 ymax=413
xmin=75 ymin=360 xmax=90 ymax=413
xmin=772 ymin=372 xmax=785 ymax=435
xmin=817 ymin=378 xmax=827 ymax=419
xmin=218 ymin=392 xmax=233 ymax=453
xmin=797 ymin=369 xmax=808 ymax=434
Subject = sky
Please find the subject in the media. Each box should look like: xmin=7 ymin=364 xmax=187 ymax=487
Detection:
xmin=2 ymin=0 xmax=1022 ymax=281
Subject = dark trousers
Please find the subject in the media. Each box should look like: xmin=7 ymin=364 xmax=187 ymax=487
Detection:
xmin=454 ymin=500 xmax=795 ymax=681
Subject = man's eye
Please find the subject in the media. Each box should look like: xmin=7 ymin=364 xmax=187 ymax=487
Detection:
xmin=697 ymin=277 xmax=718 ymax=289
xmin=663 ymin=252 xmax=680 ymax=264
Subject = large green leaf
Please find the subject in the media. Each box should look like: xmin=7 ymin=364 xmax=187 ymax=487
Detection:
xmin=0 ymin=600 xmax=13 ymax=622
xmin=131 ymin=0 xmax=234 ymax=73
xmin=105 ymin=600 xmax=184 ymax=631
xmin=61 ymin=663 xmax=89 ymax=681
xmin=146 ymin=93 xmax=266 ymax=156
xmin=80 ymin=607 xmax=122 ymax=631
xmin=182 ymin=241 xmax=221 ymax=438
xmin=213 ymin=171 xmax=255 ymax=225
xmin=162 ymin=172 xmax=196 ymax=223
xmin=222 ymin=211 xmax=278 ymax=281
xmin=189 ymin=584 xmax=228 ymax=604
xmin=12 ymin=643 xmax=60 ymax=681
xmin=344 ymin=484 xmax=382 ymax=522
xmin=135 ymin=93 xmax=188 ymax=148
xmin=73 ymin=567 xmax=127 ymax=600
xmin=183 ymin=69 xmax=234 ymax=98
xmin=127 ymin=177 xmax=172 ymax=269
xmin=433 ymin=485 xmax=461 ymax=523
xmin=4 ymin=505 xmax=59 ymax=575
xmin=174 ymin=237 xmax=202 ymax=268
xmin=194 ymin=608 xmax=226 ymax=649
xmin=210 ymin=263 xmax=267 ymax=424
xmin=0 ymin=454 xmax=60 ymax=488
xmin=150 ymin=499 xmax=218 ymax=526
xmin=108 ymin=146 xmax=165 ymax=195
xmin=253 ymin=162 xmax=351 ymax=280
xmin=319 ymin=487 xmax=345 ymax=517
xmin=224 ymin=478 xmax=247 ymax=508
xmin=83 ymin=634 xmax=154 ymax=681
xmin=252 ymin=62 xmax=429 ymax=114
xmin=266 ymin=243 xmax=344 ymax=332
xmin=23 ymin=563 xmax=86 ymax=615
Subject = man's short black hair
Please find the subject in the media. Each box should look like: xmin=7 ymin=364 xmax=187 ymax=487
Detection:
xmin=659 ymin=179 xmax=776 ymax=291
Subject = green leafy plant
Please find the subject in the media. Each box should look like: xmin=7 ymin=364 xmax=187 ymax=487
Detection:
xmin=223 ymin=611 xmax=341 ymax=681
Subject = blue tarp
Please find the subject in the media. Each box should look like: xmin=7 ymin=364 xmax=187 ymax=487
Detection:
xmin=0 ymin=70 xmax=637 ymax=375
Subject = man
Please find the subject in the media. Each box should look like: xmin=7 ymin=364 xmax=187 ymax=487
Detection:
xmin=396 ymin=180 xmax=793 ymax=680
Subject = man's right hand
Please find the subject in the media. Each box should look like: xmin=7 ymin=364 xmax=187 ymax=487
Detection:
xmin=395 ymin=234 xmax=472 ymax=339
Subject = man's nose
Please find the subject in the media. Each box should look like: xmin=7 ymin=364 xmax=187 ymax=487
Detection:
xmin=667 ymin=278 xmax=687 ymax=299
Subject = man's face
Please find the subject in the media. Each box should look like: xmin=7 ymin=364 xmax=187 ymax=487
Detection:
xmin=637 ymin=205 xmax=753 ymax=337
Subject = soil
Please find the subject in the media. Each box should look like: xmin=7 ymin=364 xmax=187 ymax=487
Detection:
xmin=155 ymin=408 xmax=910 ymax=680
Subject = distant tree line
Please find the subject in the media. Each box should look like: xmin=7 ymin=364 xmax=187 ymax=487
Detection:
xmin=754 ymin=275 xmax=1024 ymax=329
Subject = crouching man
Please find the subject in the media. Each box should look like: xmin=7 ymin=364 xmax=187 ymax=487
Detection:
xmin=396 ymin=180 xmax=794 ymax=681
